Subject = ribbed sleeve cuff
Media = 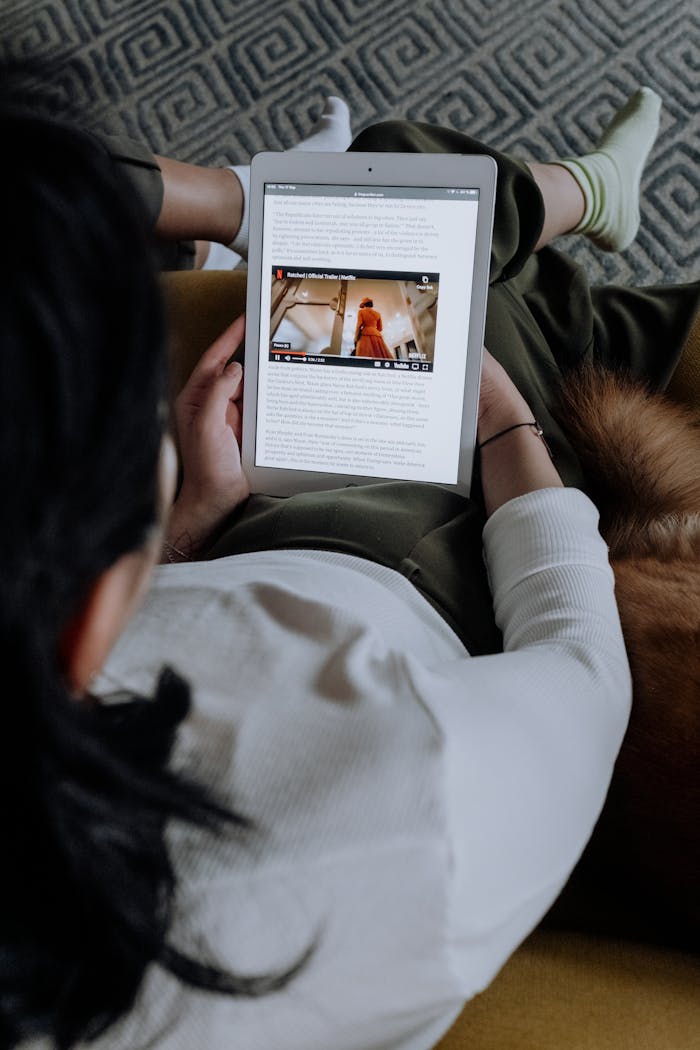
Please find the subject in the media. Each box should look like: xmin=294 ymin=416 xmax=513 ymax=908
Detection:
xmin=482 ymin=488 xmax=610 ymax=604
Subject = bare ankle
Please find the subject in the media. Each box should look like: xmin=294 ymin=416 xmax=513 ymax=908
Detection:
xmin=154 ymin=156 xmax=243 ymax=245
xmin=217 ymin=168 xmax=243 ymax=246
xmin=527 ymin=161 xmax=586 ymax=250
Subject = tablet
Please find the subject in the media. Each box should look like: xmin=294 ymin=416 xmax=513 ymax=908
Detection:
xmin=241 ymin=150 xmax=496 ymax=497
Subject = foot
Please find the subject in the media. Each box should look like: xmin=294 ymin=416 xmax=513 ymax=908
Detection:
xmin=203 ymin=96 xmax=352 ymax=268
xmin=557 ymin=86 xmax=662 ymax=251
xmin=290 ymin=96 xmax=352 ymax=153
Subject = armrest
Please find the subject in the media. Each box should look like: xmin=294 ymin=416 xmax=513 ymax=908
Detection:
xmin=435 ymin=928 xmax=700 ymax=1049
xmin=161 ymin=270 xmax=248 ymax=394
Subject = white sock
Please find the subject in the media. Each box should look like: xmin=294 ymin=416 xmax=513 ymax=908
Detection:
xmin=288 ymin=96 xmax=352 ymax=153
xmin=200 ymin=240 xmax=243 ymax=271
xmin=224 ymin=164 xmax=251 ymax=261
xmin=203 ymin=97 xmax=352 ymax=269
xmin=557 ymin=86 xmax=662 ymax=252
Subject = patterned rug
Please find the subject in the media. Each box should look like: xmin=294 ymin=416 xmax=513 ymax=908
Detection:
xmin=2 ymin=0 xmax=698 ymax=286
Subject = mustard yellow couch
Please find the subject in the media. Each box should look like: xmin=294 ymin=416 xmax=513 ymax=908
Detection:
xmin=164 ymin=270 xmax=700 ymax=1050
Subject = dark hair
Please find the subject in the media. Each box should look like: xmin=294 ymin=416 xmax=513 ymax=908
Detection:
xmin=0 ymin=102 xmax=301 ymax=1049
xmin=360 ymin=298 xmax=373 ymax=308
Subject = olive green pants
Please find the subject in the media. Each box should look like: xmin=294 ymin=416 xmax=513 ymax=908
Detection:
xmin=108 ymin=121 xmax=700 ymax=655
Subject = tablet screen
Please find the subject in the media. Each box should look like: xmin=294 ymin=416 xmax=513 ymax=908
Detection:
xmin=254 ymin=182 xmax=480 ymax=485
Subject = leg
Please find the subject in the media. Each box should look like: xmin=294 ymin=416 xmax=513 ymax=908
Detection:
xmin=111 ymin=90 xmax=659 ymax=269
xmin=159 ymin=97 xmax=353 ymax=269
xmin=351 ymin=119 xmax=545 ymax=285
xmin=557 ymin=87 xmax=662 ymax=251
xmin=528 ymin=86 xmax=662 ymax=252
xmin=202 ymin=483 xmax=502 ymax=656
xmin=526 ymin=163 xmax=585 ymax=251
xmin=350 ymin=88 xmax=661 ymax=276
xmin=92 ymin=99 xmax=352 ymax=271
xmin=169 ymin=87 xmax=659 ymax=264
xmin=85 ymin=130 xmax=197 ymax=270
xmin=153 ymin=157 xmax=242 ymax=246
xmin=590 ymin=280 xmax=700 ymax=387
xmin=350 ymin=115 xmax=698 ymax=480
xmin=152 ymin=159 xmax=242 ymax=270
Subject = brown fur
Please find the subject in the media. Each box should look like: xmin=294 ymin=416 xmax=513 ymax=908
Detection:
xmin=546 ymin=366 xmax=700 ymax=949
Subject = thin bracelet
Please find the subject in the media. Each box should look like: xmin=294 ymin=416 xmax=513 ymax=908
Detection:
xmin=163 ymin=541 xmax=192 ymax=563
xmin=478 ymin=419 xmax=553 ymax=459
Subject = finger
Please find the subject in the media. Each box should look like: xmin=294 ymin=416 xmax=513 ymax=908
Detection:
xmin=226 ymin=364 xmax=244 ymax=440
xmin=226 ymin=397 xmax=243 ymax=446
xmin=231 ymin=362 xmax=244 ymax=404
xmin=175 ymin=353 xmax=244 ymax=431
xmin=197 ymin=362 xmax=244 ymax=434
xmin=224 ymin=359 xmax=244 ymax=400
xmin=187 ymin=314 xmax=246 ymax=384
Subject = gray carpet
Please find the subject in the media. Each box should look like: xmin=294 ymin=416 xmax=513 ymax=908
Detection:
xmin=2 ymin=0 xmax=698 ymax=286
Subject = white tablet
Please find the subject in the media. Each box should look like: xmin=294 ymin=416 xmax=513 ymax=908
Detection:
xmin=241 ymin=150 xmax=496 ymax=497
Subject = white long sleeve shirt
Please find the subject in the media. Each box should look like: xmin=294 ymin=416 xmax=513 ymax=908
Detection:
xmin=91 ymin=487 xmax=631 ymax=1050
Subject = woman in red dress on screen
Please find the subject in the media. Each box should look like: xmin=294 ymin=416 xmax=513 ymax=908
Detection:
xmin=353 ymin=297 xmax=395 ymax=359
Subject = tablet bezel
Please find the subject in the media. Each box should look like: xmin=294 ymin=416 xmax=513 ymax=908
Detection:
xmin=241 ymin=150 xmax=496 ymax=498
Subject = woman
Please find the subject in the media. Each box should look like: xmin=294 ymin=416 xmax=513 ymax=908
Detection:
xmin=2 ymin=86 xmax=697 ymax=1050
xmin=353 ymin=297 xmax=395 ymax=359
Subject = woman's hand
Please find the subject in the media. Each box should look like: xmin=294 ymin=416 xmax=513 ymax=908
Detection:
xmin=477 ymin=346 xmax=563 ymax=516
xmin=477 ymin=346 xmax=533 ymax=442
xmin=165 ymin=315 xmax=249 ymax=559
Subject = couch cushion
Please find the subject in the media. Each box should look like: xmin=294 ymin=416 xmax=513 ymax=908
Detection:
xmin=434 ymin=927 xmax=700 ymax=1050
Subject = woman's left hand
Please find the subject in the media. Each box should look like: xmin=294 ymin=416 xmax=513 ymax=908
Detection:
xmin=166 ymin=315 xmax=250 ymax=558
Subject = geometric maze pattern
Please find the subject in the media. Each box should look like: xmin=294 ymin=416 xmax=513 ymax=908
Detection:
xmin=1 ymin=0 xmax=697 ymax=286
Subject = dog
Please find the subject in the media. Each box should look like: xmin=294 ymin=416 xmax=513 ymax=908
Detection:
xmin=545 ymin=365 xmax=700 ymax=951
